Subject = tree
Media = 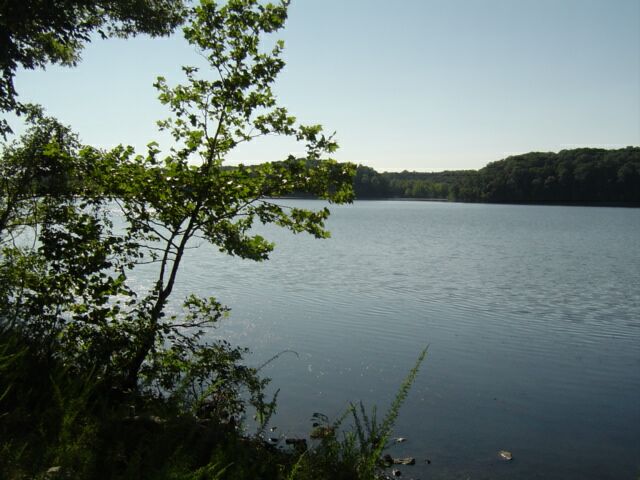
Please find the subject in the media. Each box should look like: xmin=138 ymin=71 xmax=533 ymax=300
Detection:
xmin=1 ymin=0 xmax=355 ymax=408
xmin=108 ymin=0 xmax=354 ymax=390
xmin=0 ymin=0 xmax=188 ymax=136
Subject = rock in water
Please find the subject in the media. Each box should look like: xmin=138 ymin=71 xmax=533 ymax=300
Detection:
xmin=499 ymin=450 xmax=513 ymax=461
xmin=393 ymin=457 xmax=416 ymax=465
xmin=285 ymin=437 xmax=308 ymax=451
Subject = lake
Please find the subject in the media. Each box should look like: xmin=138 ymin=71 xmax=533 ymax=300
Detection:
xmin=135 ymin=200 xmax=640 ymax=479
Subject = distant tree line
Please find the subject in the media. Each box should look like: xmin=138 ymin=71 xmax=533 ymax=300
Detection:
xmin=353 ymin=147 xmax=640 ymax=204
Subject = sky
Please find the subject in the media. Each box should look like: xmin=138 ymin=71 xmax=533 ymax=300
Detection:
xmin=10 ymin=0 xmax=640 ymax=172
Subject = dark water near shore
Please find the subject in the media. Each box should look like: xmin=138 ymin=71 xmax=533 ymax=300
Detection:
xmin=134 ymin=201 xmax=640 ymax=479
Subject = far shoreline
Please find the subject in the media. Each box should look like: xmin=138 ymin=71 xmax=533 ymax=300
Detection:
xmin=274 ymin=196 xmax=640 ymax=208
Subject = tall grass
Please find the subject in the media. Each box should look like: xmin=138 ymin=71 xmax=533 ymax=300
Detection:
xmin=287 ymin=347 xmax=428 ymax=480
xmin=1 ymin=322 xmax=427 ymax=480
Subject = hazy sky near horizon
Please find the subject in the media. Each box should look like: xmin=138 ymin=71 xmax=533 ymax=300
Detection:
xmin=11 ymin=0 xmax=640 ymax=172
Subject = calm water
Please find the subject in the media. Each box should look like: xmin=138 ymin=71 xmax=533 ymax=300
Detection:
xmin=137 ymin=201 xmax=640 ymax=479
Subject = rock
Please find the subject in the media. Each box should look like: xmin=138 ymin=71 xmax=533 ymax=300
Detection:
xmin=498 ymin=450 xmax=513 ymax=461
xmin=393 ymin=457 xmax=415 ymax=465
xmin=285 ymin=437 xmax=306 ymax=445
xmin=45 ymin=466 xmax=62 ymax=478
xmin=285 ymin=437 xmax=308 ymax=451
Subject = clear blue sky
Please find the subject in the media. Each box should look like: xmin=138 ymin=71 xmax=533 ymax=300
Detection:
xmin=11 ymin=0 xmax=640 ymax=172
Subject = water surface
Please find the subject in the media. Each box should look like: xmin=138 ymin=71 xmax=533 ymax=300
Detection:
xmin=138 ymin=201 xmax=640 ymax=479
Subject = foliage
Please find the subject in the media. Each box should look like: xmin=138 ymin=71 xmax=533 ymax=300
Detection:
xmin=0 ymin=323 xmax=285 ymax=480
xmin=1 ymin=0 xmax=355 ymax=390
xmin=0 ymin=0 xmax=366 ymax=478
xmin=352 ymin=147 xmax=640 ymax=204
xmin=0 ymin=105 xmax=81 ymax=238
xmin=0 ymin=1 xmax=438 ymax=479
xmin=0 ymin=0 xmax=188 ymax=136
xmin=475 ymin=147 xmax=640 ymax=203
xmin=287 ymin=348 xmax=428 ymax=480
xmin=353 ymin=164 xmax=474 ymax=200
xmin=1 ymin=321 xmax=426 ymax=480
xmin=95 ymin=0 xmax=354 ymax=391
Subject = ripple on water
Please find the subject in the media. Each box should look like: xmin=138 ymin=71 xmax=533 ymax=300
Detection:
xmin=130 ymin=202 xmax=640 ymax=480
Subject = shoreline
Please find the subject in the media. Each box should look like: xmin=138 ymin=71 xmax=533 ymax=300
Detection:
xmin=275 ymin=196 xmax=640 ymax=208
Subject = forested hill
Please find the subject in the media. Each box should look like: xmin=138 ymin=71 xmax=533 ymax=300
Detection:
xmin=354 ymin=147 xmax=640 ymax=204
